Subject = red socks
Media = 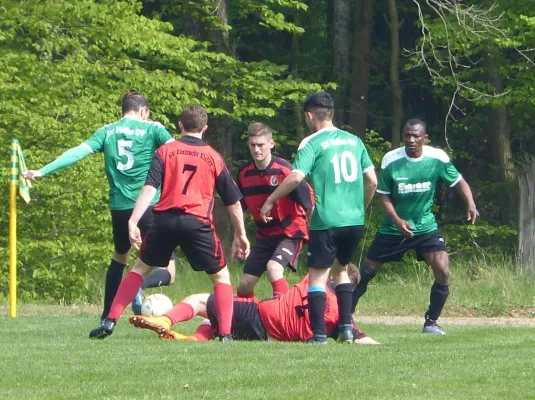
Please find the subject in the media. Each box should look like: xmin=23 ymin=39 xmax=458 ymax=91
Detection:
xmin=193 ymin=323 xmax=215 ymax=341
xmin=164 ymin=302 xmax=195 ymax=325
xmin=213 ymin=283 xmax=233 ymax=335
xmin=108 ymin=271 xmax=143 ymax=321
xmin=271 ymin=278 xmax=289 ymax=297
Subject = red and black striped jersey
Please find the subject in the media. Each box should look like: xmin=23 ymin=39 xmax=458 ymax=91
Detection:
xmin=236 ymin=156 xmax=314 ymax=240
xmin=145 ymin=135 xmax=241 ymax=222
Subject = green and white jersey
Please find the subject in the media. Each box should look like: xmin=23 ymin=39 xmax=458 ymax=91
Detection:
xmin=293 ymin=128 xmax=374 ymax=230
xmin=83 ymin=116 xmax=173 ymax=210
xmin=377 ymin=145 xmax=462 ymax=236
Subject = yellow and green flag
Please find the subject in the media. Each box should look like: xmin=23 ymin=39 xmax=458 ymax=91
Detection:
xmin=10 ymin=139 xmax=32 ymax=203
xmin=9 ymin=139 xmax=31 ymax=317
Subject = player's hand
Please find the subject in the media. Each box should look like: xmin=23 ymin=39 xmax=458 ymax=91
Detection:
xmin=128 ymin=223 xmax=142 ymax=250
xmin=259 ymin=200 xmax=273 ymax=223
xmin=395 ymin=219 xmax=414 ymax=239
xmin=23 ymin=170 xmax=42 ymax=180
xmin=466 ymin=204 xmax=479 ymax=225
xmin=231 ymin=234 xmax=250 ymax=261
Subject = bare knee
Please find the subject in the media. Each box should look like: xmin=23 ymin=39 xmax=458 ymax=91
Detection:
xmin=182 ymin=293 xmax=210 ymax=317
xmin=208 ymin=266 xmax=231 ymax=285
xmin=112 ymin=251 xmax=130 ymax=265
xmin=237 ymin=274 xmax=258 ymax=294
xmin=167 ymin=260 xmax=176 ymax=284
xmin=266 ymin=261 xmax=284 ymax=283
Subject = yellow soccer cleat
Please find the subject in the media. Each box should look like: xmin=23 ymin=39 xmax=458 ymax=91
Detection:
xmin=129 ymin=315 xmax=172 ymax=335
xmin=159 ymin=330 xmax=198 ymax=341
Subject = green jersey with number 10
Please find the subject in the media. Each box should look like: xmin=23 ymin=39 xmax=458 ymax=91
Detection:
xmin=292 ymin=128 xmax=374 ymax=230
xmin=83 ymin=116 xmax=173 ymax=210
xmin=377 ymin=145 xmax=462 ymax=236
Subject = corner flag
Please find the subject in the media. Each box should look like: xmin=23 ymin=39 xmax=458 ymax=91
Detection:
xmin=9 ymin=139 xmax=31 ymax=317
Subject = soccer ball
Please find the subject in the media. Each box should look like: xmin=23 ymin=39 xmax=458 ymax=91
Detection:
xmin=140 ymin=294 xmax=173 ymax=317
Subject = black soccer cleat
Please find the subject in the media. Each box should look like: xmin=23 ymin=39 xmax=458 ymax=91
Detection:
xmin=219 ymin=334 xmax=233 ymax=343
xmin=89 ymin=318 xmax=116 ymax=339
xmin=338 ymin=324 xmax=354 ymax=344
xmin=306 ymin=334 xmax=328 ymax=344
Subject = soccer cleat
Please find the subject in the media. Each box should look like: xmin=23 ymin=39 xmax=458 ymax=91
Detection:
xmin=422 ymin=320 xmax=446 ymax=335
xmin=338 ymin=324 xmax=354 ymax=343
xmin=219 ymin=334 xmax=233 ymax=343
xmin=305 ymin=334 xmax=328 ymax=344
xmin=131 ymin=289 xmax=143 ymax=315
xmin=159 ymin=330 xmax=198 ymax=341
xmin=129 ymin=315 xmax=172 ymax=335
xmin=89 ymin=318 xmax=116 ymax=339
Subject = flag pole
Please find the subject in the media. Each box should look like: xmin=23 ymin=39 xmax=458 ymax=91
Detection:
xmin=9 ymin=141 xmax=18 ymax=318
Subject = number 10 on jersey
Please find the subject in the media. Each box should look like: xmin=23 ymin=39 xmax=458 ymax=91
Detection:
xmin=330 ymin=151 xmax=358 ymax=183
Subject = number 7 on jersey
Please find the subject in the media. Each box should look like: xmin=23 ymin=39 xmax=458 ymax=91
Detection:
xmin=182 ymin=164 xmax=197 ymax=194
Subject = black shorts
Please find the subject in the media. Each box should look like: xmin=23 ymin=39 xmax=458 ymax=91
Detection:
xmin=111 ymin=207 xmax=154 ymax=254
xmin=140 ymin=211 xmax=224 ymax=274
xmin=307 ymin=226 xmax=364 ymax=268
xmin=243 ymin=237 xmax=304 ymax=277
xmin=206 ymin=295 xmax=268 ymax=341
xmin=366 ymin=230 xmax=447 ymax=263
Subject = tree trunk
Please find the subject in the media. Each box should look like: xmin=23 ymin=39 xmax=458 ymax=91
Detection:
xmin=350 ymin=0 xmax=375 ymax=140
xmin=517 ymin=155 xmax=535 ymax=274
xmin=332 ymin=0 xmax=351 ymax=127
xmin=488 ymin=66 xmax=515 ymax=182
xmin=208 ymin=0 xmax=230 ymax=53
xmin=292 ymin=16 xmax=306 ymax=143
xmin=387 ymin=0 xmax=402 ymax=149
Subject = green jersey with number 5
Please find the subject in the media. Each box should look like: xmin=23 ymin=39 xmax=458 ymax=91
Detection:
xmin=292 ymin=128 xmax=374 ymax=230
xmin=83 ymin=116 xmax=173 ymax=210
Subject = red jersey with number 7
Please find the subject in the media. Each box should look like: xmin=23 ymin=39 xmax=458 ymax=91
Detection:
xmin=145 ymin=135 xmax=242 ymax=221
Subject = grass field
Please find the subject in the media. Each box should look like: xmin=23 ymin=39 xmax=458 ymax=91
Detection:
xmin=2 ymin=310 xmax=535 ymax=399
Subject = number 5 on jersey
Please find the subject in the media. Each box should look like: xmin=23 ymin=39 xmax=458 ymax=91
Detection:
xmin=117 ymin=140 xmax=134 ymax=171
xmin=330 ymin=151 xmax=358 ymax=183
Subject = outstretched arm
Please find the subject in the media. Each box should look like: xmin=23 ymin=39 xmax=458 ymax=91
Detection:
xmin=24 ymin=144 xmax=92 ymax=180
xmin=260 ymin=171 xmax=304 ymax=222
xmin=455 ymin=178 xmax=479 ymax=224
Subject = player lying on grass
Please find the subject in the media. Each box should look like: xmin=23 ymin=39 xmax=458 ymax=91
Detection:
xmin=130 ymin=263 xmax=379 ymax=344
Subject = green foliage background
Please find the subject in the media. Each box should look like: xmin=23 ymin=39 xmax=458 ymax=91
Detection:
xmin=0 ymin=0 xmax=532 ymax=303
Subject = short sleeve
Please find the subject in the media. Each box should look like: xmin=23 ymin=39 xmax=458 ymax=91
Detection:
xmin=292 ymin=140 xmax=315 ymax=176
xmin=377 ymin=164 xmax=393 ymax=195
xmin=152 ymin=123 xmax=173 ymax=146
xmin=83 ymin=128 xmax=106 ymax=153
xmin=360 ymin=147 xmax=374 ymax=174
xmin=145 ymin=152 xmax=164 ymax=188
xmin=440 ymin=161 xmax=462 ymax=187
xmin=214 ymin=156 xmax=242 ymax=206
xmin=289 ymin=181 xmax=314 ymax=210
xmin=235 ymin=171 xmax=248 ymax=211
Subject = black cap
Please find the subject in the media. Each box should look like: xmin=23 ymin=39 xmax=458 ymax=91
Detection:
xmin=304 ymin=91 xmax=334 ymax=111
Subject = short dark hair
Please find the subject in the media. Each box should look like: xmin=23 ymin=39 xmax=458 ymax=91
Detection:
xmin=404 ymin=118 xmax=427 ymax=134
xmin=248 ymin=122 xmax=272 ymax=138
xmin=304 ymin=91 xmax=334 ymax=121
xmin=122 ymin=89 xmax=149 ymax=114
xmin=347 ymin=263 xmax=361 ymax=287
xmin=180 ymin=105 xmax=208 ymax=132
